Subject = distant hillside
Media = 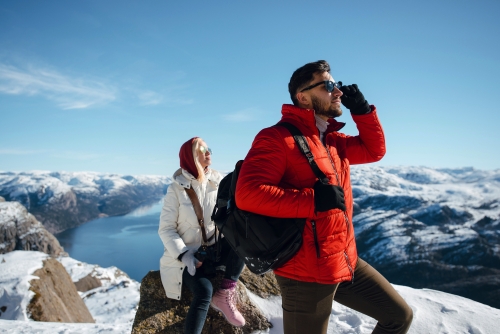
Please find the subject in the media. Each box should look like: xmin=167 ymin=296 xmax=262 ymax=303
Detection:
xmin=0 ymin=171 xmax=171 ymax=234
xmin=350 ymin=165 xmax=500 ymax=308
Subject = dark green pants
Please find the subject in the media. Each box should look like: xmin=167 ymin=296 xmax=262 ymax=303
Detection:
xmin=275 ymin=258 xmax=413 ymax=334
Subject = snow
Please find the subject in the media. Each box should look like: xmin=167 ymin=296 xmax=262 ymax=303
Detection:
xmin=58 ymin=256 xmax=140 ymax=325
xmin=249 ymin=286 xmax=500 ymax=334
xmin=1 ymin=251 xmax=499 ymax=334
xmin=0 ymin=251 xmax=139 ymax=332
xmin=0 ymin=251 xmax=48 ymax=321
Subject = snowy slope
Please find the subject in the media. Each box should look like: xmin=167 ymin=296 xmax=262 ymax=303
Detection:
xmin=0 ymin=251 xmax=139 ymax=332
xmin=1 ymin=252 xmax=499 ymax=334
xmin=350 ymin=166 xmax=500 ymax=308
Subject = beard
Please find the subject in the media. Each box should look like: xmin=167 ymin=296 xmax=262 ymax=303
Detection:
xmin=311 ymin=95 xmax=342 ymax=118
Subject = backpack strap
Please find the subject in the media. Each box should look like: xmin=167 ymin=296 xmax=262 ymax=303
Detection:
xmin=185 ymin=187 xmax=215 ymax=244
xmin=277 ymin=122 xmax=330 ymax=184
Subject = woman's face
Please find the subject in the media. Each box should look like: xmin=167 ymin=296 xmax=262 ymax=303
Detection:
xmin=197 ymin=140 xmax=212 ymax=169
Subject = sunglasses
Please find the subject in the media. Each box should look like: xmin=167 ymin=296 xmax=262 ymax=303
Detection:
xmin=300 ymin=80 xmax=342 ymax=93
xmin=199 ymin=146 xmax=212 ymax=155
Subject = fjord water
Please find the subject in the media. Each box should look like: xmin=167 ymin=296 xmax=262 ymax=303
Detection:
xmin=56 ymin=201 xmax=164 ymax=282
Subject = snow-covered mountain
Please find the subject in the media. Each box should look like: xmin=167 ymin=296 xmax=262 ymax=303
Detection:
xmin=0 ymin=166 xmax=499 ymax=309
xmin=0 ymin=171 xmax=171 ymax=234
xmin=350 ymin=165 xmax=500 ymax=309
xmin=1 ymin=251 xmax=499 ymax=334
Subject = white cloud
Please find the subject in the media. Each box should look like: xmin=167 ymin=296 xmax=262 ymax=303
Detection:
xmin=0 ymin=149 xmax=47 ymax=155
xmin=0 ymin=63 xmax=116 ymax=109
xmin=223 ymin=108 xmax=259 ymax=122
xmin=137 ymin=90 xmax=163 ymax=106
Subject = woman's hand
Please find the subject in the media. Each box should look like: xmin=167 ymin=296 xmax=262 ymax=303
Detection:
xmin=181 ymin=249 xmax=200 ymax=276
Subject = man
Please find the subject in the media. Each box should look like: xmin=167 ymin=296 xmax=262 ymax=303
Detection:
xmin=235 ymin=60 xmax=413 ymax=334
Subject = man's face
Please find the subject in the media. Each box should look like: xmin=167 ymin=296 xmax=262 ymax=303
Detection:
xmin=301 ymin=71 xmax=343 ymax=119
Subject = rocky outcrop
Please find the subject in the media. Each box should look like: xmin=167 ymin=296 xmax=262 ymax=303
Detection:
xmin=27 ymin=257 xmax=94 ymax=323
xmin=0 ymin=172 xmax=170 ymax=234
xmin=132 ymin=270 xmax=277 ymax=334
xmin=238 ymin=267 xmax=280 ymax=298
xmin=74 ymin=272 xmax=103 ymax=292
xmin=0 ymin=201 xmax=65 ymax=256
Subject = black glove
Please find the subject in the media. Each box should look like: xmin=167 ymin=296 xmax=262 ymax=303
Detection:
xmin=314 ymin=180 xmax=346 ymax=212
xmin=339 ymin=84 xmax=371 ymax=115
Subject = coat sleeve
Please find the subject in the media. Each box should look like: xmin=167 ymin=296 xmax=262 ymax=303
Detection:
xmin=158 ymin=184 xmax=188 ymax=258
xmin=330 ymin=107 xmax=386 ymax=164
xmin=235 ymin=127 xmax=315 ymax=218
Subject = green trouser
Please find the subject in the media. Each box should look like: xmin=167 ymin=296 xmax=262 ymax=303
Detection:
xmin=275 ymin=258 xmax=413 ymax=334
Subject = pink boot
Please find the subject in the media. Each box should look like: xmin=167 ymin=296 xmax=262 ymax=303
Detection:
xmin=210 ymin=287 xmax=246 ymax=327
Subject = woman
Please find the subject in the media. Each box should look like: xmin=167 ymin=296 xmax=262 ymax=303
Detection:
xmin=158 ymin=137 xmax=245 ymax=333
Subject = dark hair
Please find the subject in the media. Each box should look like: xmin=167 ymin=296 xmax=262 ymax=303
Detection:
xmin=288 ymin=60 xmax=331 ymax=106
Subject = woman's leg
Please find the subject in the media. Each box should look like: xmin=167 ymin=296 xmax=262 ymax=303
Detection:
xmin=182 ymin=267 xmax=213 ymax=334
xmin=219 ymin=237 xmax=245 ymax=282
xmin=210 ymin=237 xmax=246 ymax=327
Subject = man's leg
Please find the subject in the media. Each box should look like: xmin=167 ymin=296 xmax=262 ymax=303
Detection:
xmin=334 ymin=258 xmax=413 ymax=334
xmin=275 ymin=275 xmax=338 ymax=334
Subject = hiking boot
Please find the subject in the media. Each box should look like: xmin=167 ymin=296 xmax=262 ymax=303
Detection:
xmin=210 ymin=287 xmax=245 ymax=327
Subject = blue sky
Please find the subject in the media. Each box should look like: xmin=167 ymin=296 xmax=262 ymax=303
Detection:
xmin=1 ymin=0 xmax=499 ymax=176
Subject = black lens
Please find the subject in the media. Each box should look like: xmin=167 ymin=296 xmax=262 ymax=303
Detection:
xmin=325 ymin=81 xmax=334 ymax=92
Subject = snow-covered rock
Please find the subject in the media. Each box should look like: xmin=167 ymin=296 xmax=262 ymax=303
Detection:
xmin=0 ymin=251 xmax=140 ymax=332
xmin=59 ymin=256 xmax=140 ymax=325
xmin=0 ymin=171 xmax=171 ymax=234
xmin=0 ymin=201 xmax=65 ymax=256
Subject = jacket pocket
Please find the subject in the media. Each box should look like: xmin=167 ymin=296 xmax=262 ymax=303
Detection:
xmin=317 ymin=231 xmax=346 ymax=257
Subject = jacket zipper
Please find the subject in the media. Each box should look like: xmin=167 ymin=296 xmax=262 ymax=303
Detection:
xmin=323 ymin=145 xmax=351 ymax=234
xmin=323 ymin=139 xmax=355 ymax=283
xmin=344 ymin=251 xmax=355 ymax=283
xmin=311 ymin=220 xmax=320 ymax=258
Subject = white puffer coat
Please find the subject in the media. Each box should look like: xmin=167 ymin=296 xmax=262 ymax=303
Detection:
xmin=158 ymin=167 xmax=222 ymax=300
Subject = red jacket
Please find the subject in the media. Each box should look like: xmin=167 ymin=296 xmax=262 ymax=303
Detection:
xmin=235 ymin=104 xmax=386 ymax=284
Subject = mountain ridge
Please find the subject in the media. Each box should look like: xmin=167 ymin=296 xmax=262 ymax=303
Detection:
xmin=0 ymin=171 xmax=171 ymax=234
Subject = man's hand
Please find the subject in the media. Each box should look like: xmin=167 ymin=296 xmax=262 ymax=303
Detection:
xmin=340 ymin=84 xmax=371 ymax=115
xmin=314 ymin=180 xmax=346 ymax=212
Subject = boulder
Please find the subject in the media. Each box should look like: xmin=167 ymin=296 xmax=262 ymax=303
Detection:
xmin=238 ymin=266 xmax=280 ymax=298
xmin=27 ymin=257 xmax=95 ymax=323
xmin=132 ymin=270 xmax=276 ymax=334
xmin=74 ymin=271 xmax=103 ymax=292
xmin=0 ymin=201 xmax=65 ymax=256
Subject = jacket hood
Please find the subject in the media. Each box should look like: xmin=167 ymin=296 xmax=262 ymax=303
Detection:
xmin=172 ymin=168 xmax=220 ymax=189
xmin=281 ymin=104 xmax=345 ymax=134
xmin=179 ymin=137 xmax=199 ymax=179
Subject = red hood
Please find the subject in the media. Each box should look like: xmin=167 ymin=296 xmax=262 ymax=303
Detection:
xmin=179 ymin=137 xmax=198 ymax=179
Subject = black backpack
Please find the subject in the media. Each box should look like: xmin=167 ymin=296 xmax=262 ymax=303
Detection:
xmin=211 ymin=122 xmax=330 ymax=275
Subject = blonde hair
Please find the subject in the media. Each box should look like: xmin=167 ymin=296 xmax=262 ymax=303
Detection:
xmin=192 ymin=138 xmax=207 ymax=182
